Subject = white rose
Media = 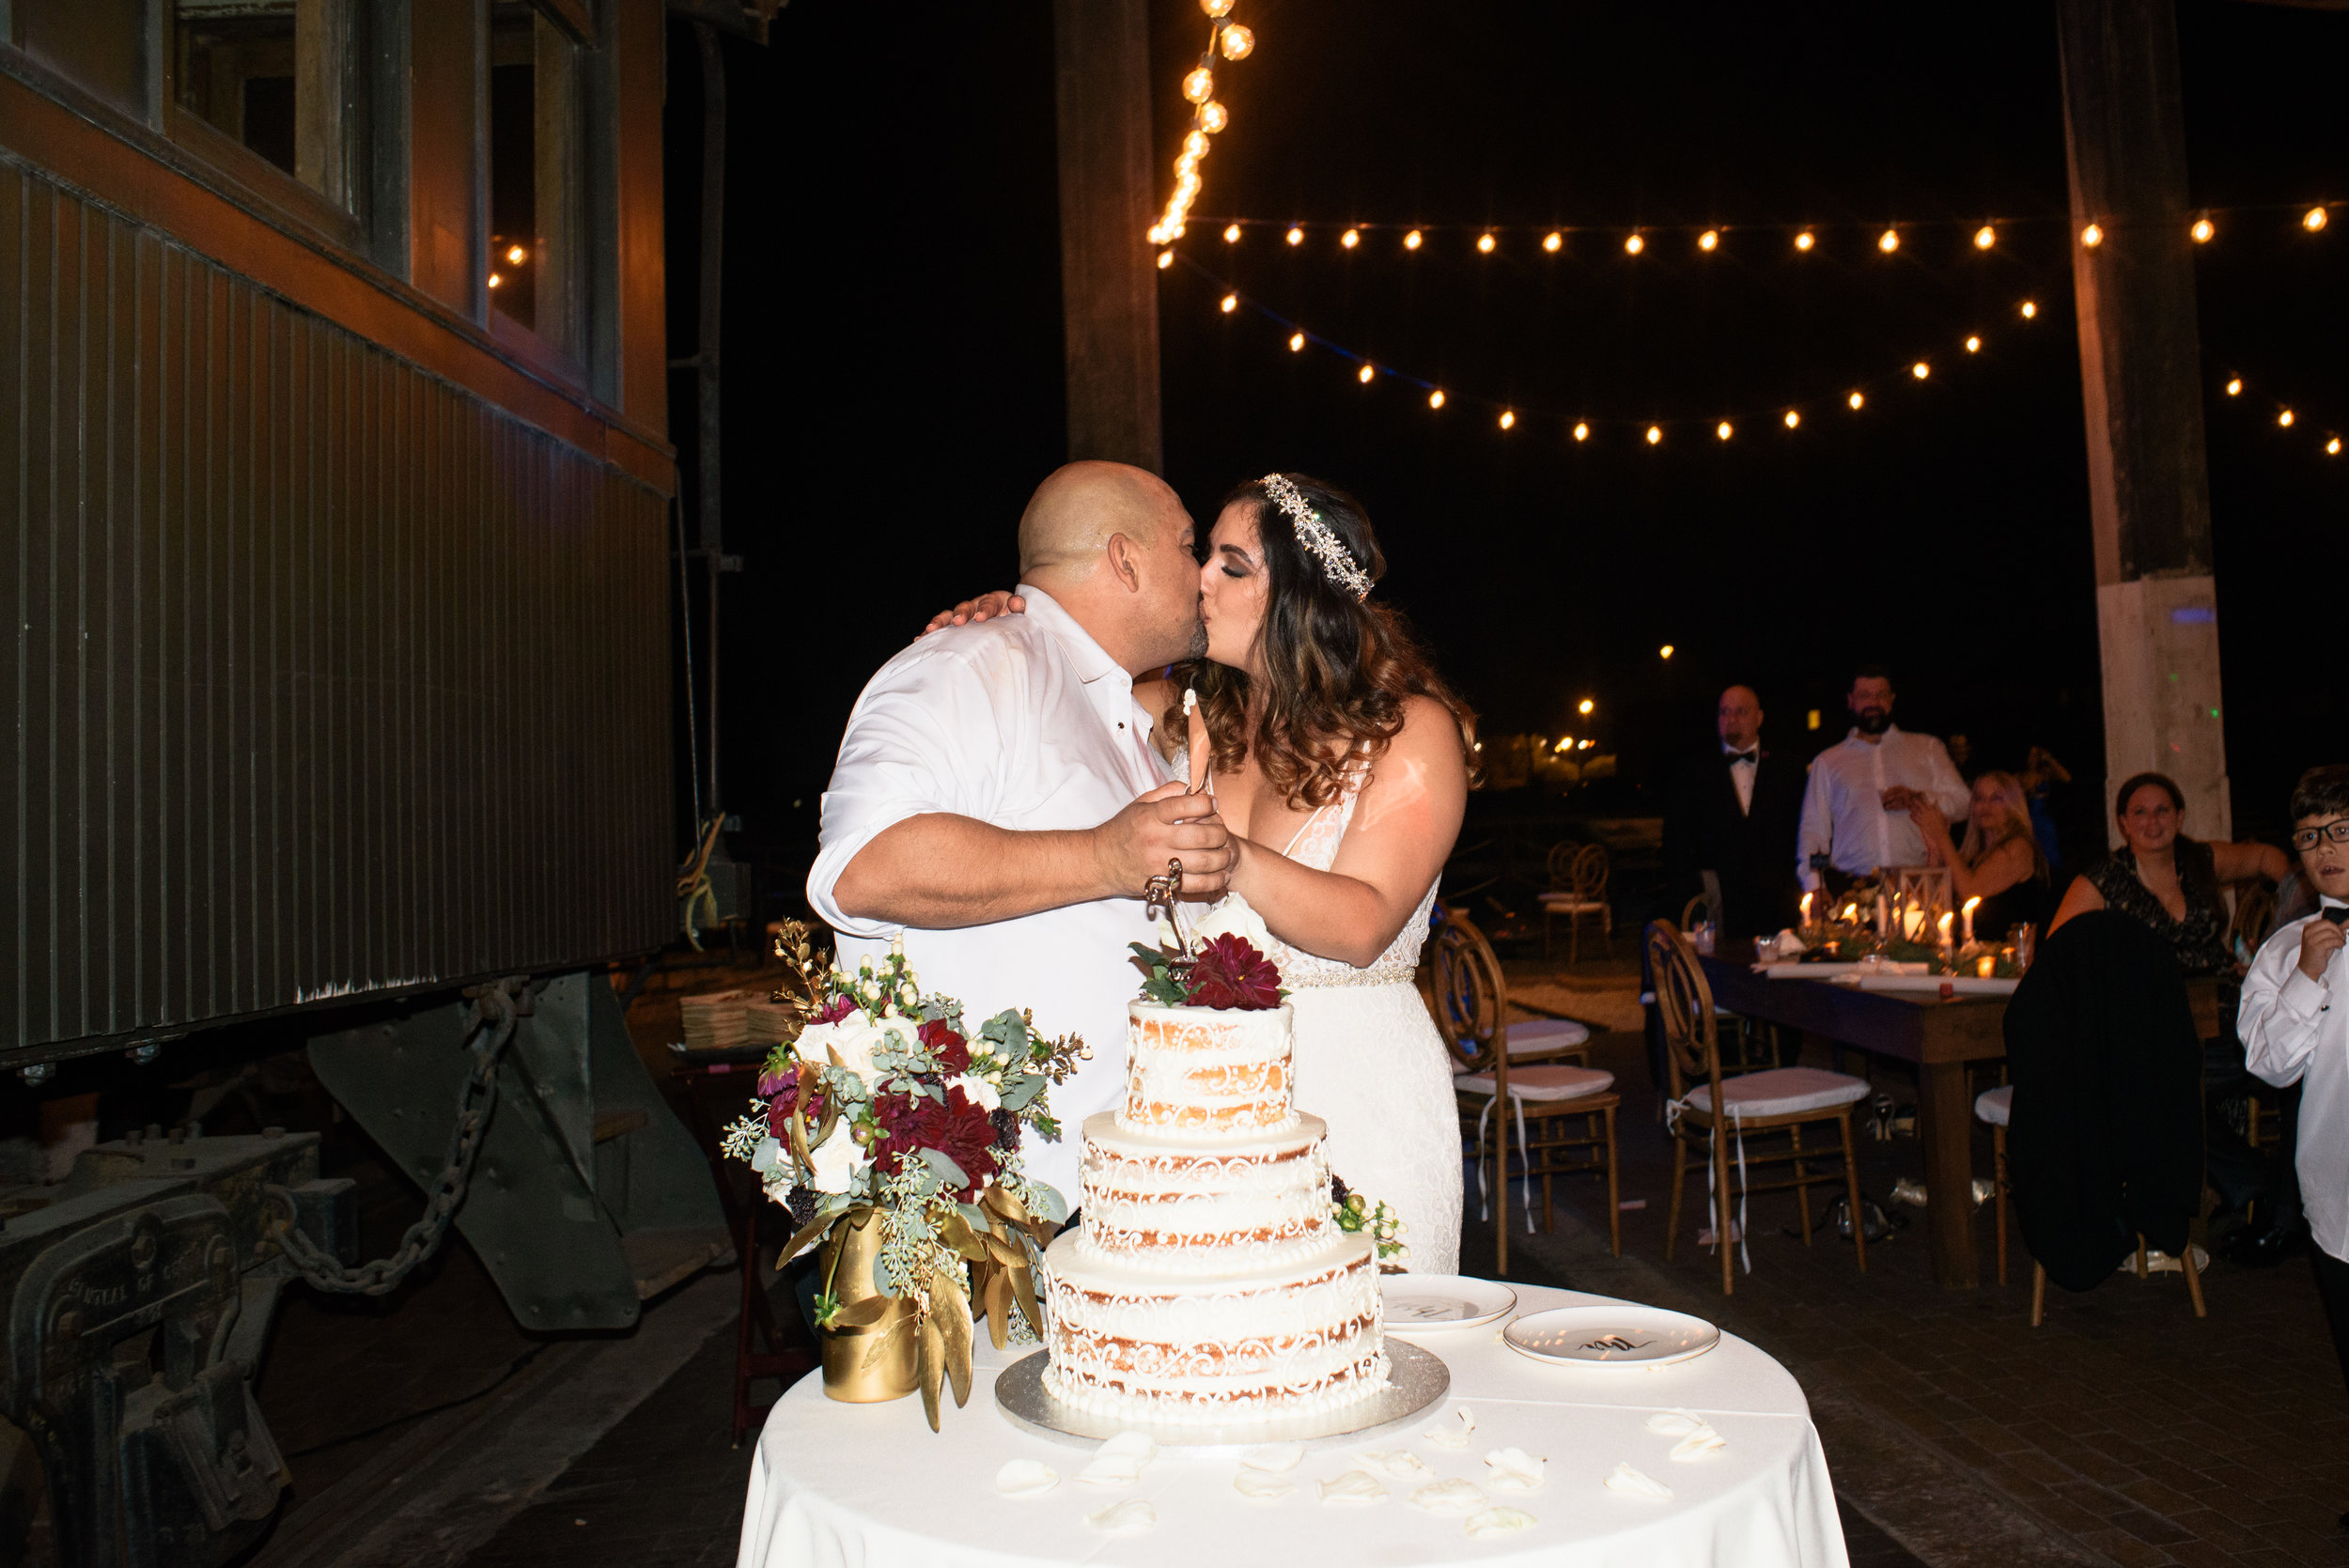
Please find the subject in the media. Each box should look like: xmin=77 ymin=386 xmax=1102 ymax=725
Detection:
xmin=1192 ymin=893 xmax=1276 ymax=955
xmin=807 ymin=1122 xmax=867 ymax=1192
xmin=803 ymin=1016 xmax=891 ymax=1082
xmin=952 ymin=1075 xmax=1001 ymax=1112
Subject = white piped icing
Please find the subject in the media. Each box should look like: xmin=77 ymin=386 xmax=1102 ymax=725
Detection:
xmin=1041 ymin=1001 xmax=1392 ymax=1426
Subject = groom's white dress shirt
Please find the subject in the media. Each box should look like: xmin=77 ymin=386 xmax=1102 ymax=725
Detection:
xmin=808 ymin=586 xmax=1178 ymax=1206
xmin=1795 ymin=725 xmax=1969 ymax=887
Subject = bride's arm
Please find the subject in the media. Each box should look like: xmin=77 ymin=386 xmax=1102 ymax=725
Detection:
xmin=1229 ymin=696 xmax=1469 ymax=969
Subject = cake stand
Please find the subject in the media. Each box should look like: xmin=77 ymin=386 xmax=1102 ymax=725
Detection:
xmin=991 ymin=1342 xmax=1450 ymax=1457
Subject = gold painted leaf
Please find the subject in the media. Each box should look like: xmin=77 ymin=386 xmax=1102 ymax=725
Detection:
xmin=931 ymin=1269 xmax=974 ymax=1407
xmin=917 ymin=1312 xmax=944 ymax=1433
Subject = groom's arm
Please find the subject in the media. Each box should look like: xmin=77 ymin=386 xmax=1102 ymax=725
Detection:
xmin=832 ymin=789 xmax=1231 ymax=930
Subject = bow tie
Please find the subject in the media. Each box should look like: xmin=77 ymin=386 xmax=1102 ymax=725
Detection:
xmin=1728 ymin=750 xmax=1758 ymax=766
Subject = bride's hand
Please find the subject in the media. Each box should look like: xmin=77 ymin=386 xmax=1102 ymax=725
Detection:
xmin=921 ymin=591 xmax=1025 ymax=635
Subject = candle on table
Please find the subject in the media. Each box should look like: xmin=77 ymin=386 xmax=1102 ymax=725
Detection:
xmin=1799 ymin=892 xmax=1813 ymax=929
xmin=1937 ymin=911 xmax=1954 ymax=951
xmin=1976 ymin=954 xmax=1997 ymax=979
xmin=1961 ymin=895 xmax=1981 ymax=946
xmin=1875 ymin=891 xmax=1889 ymax=937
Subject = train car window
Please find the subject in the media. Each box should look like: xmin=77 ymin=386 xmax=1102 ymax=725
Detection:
xmin=488 ymin=1 xmax=585 ymax=359
xmin=173 ymin=0 xmax=364 ymax=213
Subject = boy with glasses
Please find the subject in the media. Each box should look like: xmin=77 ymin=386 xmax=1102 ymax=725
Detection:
xmin=2239 ymin=764 xmax=2349 ymax=1532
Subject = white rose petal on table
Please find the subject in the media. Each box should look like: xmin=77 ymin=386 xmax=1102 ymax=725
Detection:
xmin=1354 ymin=1450 xmax=1430 ymax=1479
xmin=1422 ymin=1406 xmax=1477 ymax=1450
xmin=1233 ymin=1470 xmax=1296 ymax=1502
xmin=1671 ymin=1425 xmax=1730 ymax=1461
xmin=1239 ymin=1442 xmax=1304 ymax=1473
xmin=990 ymin=1459 xmax=1057 ymax=1498
xmin=1085 ymin=1498 xmax=1157 ymax=1536
xmin=1604 ymin=1462 xmax=1674 ymax=1500
xmin=1074 ymin=1454 xmax=1142 ymax=1488
xmin=1316 ymin=1470 xmax=1389 ymax=1505
xmin=1464 ymin=1505 xmax=1541 ymax=1539
xmin=1483 ymin=1447 xmax=1547 ymax=1492
xmin=1408 ymin=1479 xmax=1489 ymax=1515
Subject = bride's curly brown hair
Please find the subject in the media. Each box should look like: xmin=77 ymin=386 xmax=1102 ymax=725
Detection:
xmin=1161 ymin=474 xmax=1477 ymax=811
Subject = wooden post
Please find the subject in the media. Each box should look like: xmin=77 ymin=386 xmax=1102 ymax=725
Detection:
xmin=1052 ymin=0 xmax=1163 ymax=473
xmin=2057 ymin=0 xmax=2231 ymax=842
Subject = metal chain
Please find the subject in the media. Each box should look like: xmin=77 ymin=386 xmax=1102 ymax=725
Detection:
xmin=265 ymin=979 xmax=527 ymax=1296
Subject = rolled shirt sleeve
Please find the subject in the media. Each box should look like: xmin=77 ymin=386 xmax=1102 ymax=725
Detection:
xmin=1797 ymin=760 xmax=1831 ymax=891
xmin=2239 ymin=917 xmax=2330 ymax=1089
xmin=1920 ymin=737 xmax=1970 ymax=820
xmin=806 ymin=644 xmax=1024 ymax=939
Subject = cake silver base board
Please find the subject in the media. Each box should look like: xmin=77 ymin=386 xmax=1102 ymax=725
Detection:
xmin=991 ymin=1340 xmax=1451 ymax=1456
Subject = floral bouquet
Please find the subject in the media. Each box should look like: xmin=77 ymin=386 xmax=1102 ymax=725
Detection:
xmin=721 ymin=923 xmax=1086 ymax=1428
xmin=1330 ymin=1177 xmax=1410 ymax=1266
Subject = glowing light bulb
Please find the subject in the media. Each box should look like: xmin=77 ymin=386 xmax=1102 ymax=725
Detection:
xmin=1341 ymin=227 xmax=1360 ymax=249
xmin=1200 ymin=0 xmax=1234 ymax=15
xmin=506 ymin=244 xmax=527 ymax=264
xmin=1358 ymin=364 xmax=1376 ymax=384
xmin=1572 ymin=422 xmax=1590 ymax=442
xmin=1965 ymin=334 xmax=1982 ymax=352
xmin=1477 ymin=232 xmax=1497 ymax=254
xmin=1218 ymin=23 xmax=1253 ymax=59
xmin=1624 ymin=232 xmax=1644 ymax=256
xmin=2225 ymin=378 xmax=2242 ymax=396
xmin=486 ymin=272 xmax=502 ymax=288
xmin=2279 ymin=409 xmax=2295 ymax=427
xmin=2305 ymin=206 xmax=2329 ymax=232
xmin=1157 ymin=250 xmax=1174 ymax=270
xmin=1975 ymin=225 xmax=1997 ymax=249
xmin=1404 ymin=229 xmax=1423 ymax=251
xmin=1659 ymin=644 xmax=1674 ymax=660
xmin=1912 ymin=361 xmax=1931 ymax=380
xmin=1795 ymin=230 xmax=1815 ymax=252
xmin=1428 ymin=389 xmax=1445 ymax=410
xmin=1878 ymin=226 xmax=1900 ymax=253
xmin=1499 ymin=410 xmax=1516 ymax=430
xmin=1784 ymin=410 xmax=1800 ymax=429
xmin=1645 ymin=426 xmax=1662 ymax=444
xmin=1200 ymin=101 xmax=1228 ymax=132
xmin=1284 ymin=225 xmax=1303 ymax=246
xmin=1219 ymin=293 xmax=1237 ymax=314
xmin=2191 ymin=217 xmax=2214 ymax=243
xmin=1222 ymin=223 xmax=1241 ymax=243
xmin=2080 ymin=223 xmax=2103 ymax=247
xmin=1287 ymin=331 xmax=1305 ymax=351
xmin=1543 ymin=231 xmax=1563 ymax=252
xmin=2020 ymin=300 xmax=2038 ymax=318
xmin=1717 ymin=421 xmax=1734 ymax=441
xmin=1699 ymin=229 xmax=1719 ymax=252
xmin=1579 ymin=699 xmax=1595 ymax=716
xmin=1185 ymin=130 xmax=1209 ymax=157
xmin=1183 ymin=67 xmax=1215 ymax=103
xmin=1848 ymin=391 xmax=1865 ymax=411
xmin=2330 ymin=438 xmax=2342 ymax=456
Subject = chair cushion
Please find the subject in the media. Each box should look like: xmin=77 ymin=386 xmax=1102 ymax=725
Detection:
xmin=1538 ymin=893 xmax=1606 ymax=912
xmin=1680 ymin=1066 xmax=1869 ymax=1119
xmin=1506 ymin=1018 xmax=1591 ymax=1057
xmin=1455 ymin=1064 xmax=1615 ymax=1103
xmin=1974 ymin=1084 xmax=2013 ymax=1126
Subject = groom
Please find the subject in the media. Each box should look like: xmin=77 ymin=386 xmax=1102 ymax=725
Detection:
xmin=807 ymin=461 xmax=1228 ymax=1203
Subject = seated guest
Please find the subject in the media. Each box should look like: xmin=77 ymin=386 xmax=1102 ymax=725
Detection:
xmin=2046 ymin=771 xmax=2287 ymax=972
xmin=1908 ymin=769 xmax=2053 ymax=940
xmin=2237 ymin=764 xmax=2349 ymax=1530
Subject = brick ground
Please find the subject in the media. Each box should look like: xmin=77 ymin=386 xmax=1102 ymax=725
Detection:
xmin=1479 ymin=951 xmax=2349 ymax=1568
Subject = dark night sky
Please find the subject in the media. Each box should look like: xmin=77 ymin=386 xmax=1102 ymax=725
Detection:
xmin=669 ymin=1 xmax=2349 ymax=891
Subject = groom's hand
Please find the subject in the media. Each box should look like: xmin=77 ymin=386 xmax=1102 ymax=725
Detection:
xmin=1096 ymin=782 xmax=1233 ymax=900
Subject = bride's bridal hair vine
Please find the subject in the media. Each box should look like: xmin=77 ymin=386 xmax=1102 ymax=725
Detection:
xmin=1260 ymin=473 xmax=1373 ymax=601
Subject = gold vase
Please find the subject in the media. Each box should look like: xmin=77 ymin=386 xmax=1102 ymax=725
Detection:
xmin=816 ymin=1213 xmax=919 ymax=1403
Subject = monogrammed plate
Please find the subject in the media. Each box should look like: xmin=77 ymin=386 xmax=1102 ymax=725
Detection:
xmin=1501 ymin=1304 xmax=1720 ymax=1369
xmin=1379 ymin=1275 xmax=1517 ymax=1333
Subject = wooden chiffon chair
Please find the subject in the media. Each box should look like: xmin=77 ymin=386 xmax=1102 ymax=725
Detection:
xmin=1428 ymin=910 xmax=1620 ymax=1276
xmin=1648 ymin=920 xmax=1870 ymax=1295
xmin=1539 ymin=842 xmax=1611 ymax=964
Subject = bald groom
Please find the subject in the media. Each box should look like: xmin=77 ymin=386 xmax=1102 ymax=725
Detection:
xmin=808 ymin=461 xmax=1226 ymax=1203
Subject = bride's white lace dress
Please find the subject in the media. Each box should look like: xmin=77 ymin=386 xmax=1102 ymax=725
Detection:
xmin=1251 ymin=774 xmax=1462 ymax=1276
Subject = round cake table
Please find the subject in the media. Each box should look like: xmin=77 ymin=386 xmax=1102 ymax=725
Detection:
xmin=734 ymin=1283 xmax=1849 ymax=1568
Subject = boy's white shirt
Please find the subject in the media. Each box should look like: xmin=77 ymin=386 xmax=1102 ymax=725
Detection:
xmin=2239 ymin=900 xmax=2349 ymax=1265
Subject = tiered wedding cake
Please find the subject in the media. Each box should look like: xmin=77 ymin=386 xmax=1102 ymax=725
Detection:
xmin=1038 ymin=1000 xmax=1390 ymax=1424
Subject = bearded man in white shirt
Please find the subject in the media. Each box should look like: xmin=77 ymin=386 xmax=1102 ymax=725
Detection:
xmin=807 ymin=462 xmax=1229 ymax=1206
xmin=1796 ymin=666 xmax=1969 ymax=893
xmin=2240 ymin=763 xmax=2349 ymax=1531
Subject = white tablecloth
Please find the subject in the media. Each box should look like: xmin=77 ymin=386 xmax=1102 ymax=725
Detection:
xmin=736 ymin=1283 xmax=1849 ymax=1568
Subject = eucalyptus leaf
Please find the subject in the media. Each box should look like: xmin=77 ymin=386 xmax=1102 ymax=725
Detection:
xmin=995 ymin=1073 xmax=1045 ymax=1112
xmin=916 ymin=1147 xmax=969 ymax=1192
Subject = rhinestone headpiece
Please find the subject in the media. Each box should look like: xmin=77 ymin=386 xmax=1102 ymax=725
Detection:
xmin=1260 ymin=474 xmax=1372 ymax=600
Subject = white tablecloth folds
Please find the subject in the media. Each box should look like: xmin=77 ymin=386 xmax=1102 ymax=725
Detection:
xmin=735 ymin=1285 xmax=1849 ymax=1568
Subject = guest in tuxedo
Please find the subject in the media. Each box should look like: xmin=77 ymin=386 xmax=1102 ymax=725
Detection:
xmin=1664 ymin=685 xmax=1805 ymax=941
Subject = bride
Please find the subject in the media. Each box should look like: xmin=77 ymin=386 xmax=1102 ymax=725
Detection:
xmin=934 ymin=473 xmax=1476 ymax=1273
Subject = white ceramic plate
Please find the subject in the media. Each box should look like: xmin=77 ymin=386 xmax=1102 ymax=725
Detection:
xmin=1379 ymin=1275 xmax=1517 ymax=1331
xmin=1501 ymin=1304 xmax=1721 ymax=1369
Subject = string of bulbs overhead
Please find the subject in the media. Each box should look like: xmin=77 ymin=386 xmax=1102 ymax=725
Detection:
xmin=1168 ymin=204 xmax=2338 ymax=263
xmin=1145 ymin=0 xmax=1256 ymax=248
xmin=1171 ymin=251 xmax=2048 ymax=448
xmin=2217 ymin=373 xmax=2347 ymax=463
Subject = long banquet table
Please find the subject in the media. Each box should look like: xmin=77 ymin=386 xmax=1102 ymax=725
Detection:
xmin=736 ymin=1282 xmax=1849 ymax=1568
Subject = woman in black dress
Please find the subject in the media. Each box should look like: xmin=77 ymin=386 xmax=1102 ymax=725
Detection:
xmin=2047 ymin=772 xmax=2286 ymax=972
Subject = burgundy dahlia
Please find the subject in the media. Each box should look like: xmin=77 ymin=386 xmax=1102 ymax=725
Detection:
xmin=1185 ymin=934 xmax=1284 ymax=1011
xmin=918 ymin=1018 xmax=972 ymax=1076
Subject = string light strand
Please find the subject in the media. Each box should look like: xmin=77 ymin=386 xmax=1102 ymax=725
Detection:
xmin=1146 ymin=1 xmax=1257 ymax=247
